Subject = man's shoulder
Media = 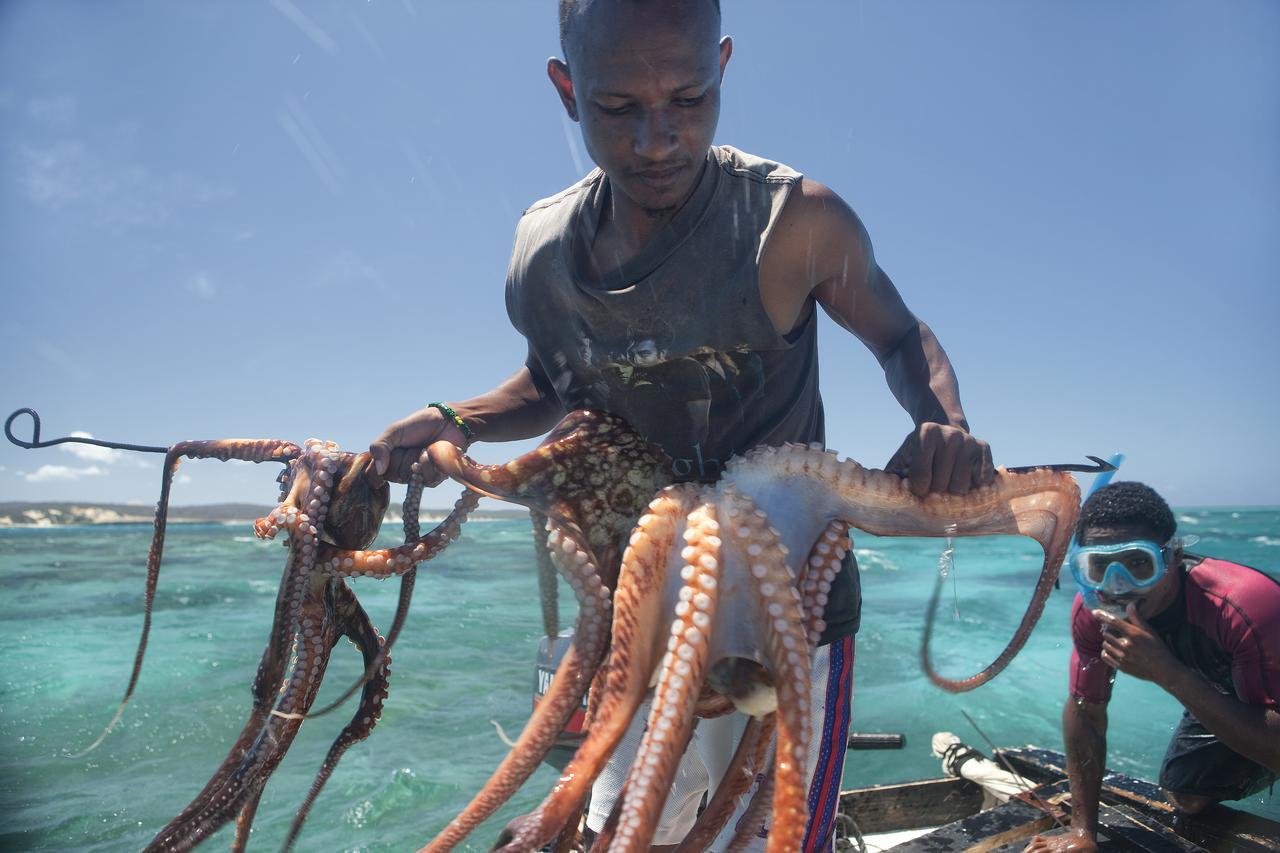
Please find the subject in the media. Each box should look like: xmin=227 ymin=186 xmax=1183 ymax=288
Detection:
xmin=711 ymin=144 xmax=802 ymax=187
xmin=522 ymin=170 xmax=599 ymax=219
xmin=1184 ymin=555 xmax=1280 ymax=635
xmin=509 ymin=171 xmax=600 ymax=277
xmin=1186 ymin=556 xmax=1280 ymax=598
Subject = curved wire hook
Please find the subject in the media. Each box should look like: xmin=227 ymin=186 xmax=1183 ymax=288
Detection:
xmin=5 ymin=407 xmax=168 ymax=454
xmin=1004 ymin=455 xmax=1116 ymax=475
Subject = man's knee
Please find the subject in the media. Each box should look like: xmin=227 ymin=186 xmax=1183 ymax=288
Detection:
xmin=1162 ymin=789 xmax=1215 ymax=814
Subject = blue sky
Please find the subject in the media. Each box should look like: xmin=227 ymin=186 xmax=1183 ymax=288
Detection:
xmin=2 ymin=0 xmax=1277 ymax=509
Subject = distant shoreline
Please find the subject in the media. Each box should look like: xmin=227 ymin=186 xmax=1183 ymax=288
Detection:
xmin=0 ymin=501 xmax=530 ymax=529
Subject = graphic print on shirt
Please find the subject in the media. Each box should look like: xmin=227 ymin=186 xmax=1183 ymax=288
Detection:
xmin=546 ymin=322 xmax=768 ymax=480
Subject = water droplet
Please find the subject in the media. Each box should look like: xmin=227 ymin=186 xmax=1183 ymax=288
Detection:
xmin=937 ymin=535 xmax=955 ymax=580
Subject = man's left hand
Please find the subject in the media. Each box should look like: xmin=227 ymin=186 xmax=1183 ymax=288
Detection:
xmin=1096 ymin=605 xmax=1182 ymax=685
xmin=886 ymin=422 xmax=995 ymax=497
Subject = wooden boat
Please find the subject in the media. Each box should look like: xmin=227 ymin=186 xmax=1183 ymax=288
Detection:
xmin=836 ymin=741 xmax=1280 ymax=852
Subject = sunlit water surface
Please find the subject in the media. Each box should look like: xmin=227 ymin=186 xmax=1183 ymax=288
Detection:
xmin=2 ymin=507 xmax=1277 ymax=850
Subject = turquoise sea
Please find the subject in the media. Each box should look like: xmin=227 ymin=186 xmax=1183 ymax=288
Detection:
xmin=2 ymin=507 xmax=1277 ymax=851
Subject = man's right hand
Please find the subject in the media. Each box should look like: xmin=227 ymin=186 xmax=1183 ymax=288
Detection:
xmin=1023 ymin=828 xmax=1098 ymax=852
xmin=367 ymin=406 xmax=469 ymax=488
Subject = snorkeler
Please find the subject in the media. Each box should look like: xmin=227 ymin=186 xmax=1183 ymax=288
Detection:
xmin=1026 ymin=481 xmax=1280 ymax=852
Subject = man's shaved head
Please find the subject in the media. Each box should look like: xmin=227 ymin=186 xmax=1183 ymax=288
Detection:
xmin=558 ymin=0 xmax=721 ymax=66
xmin=547 ymin=0 xmax=731 ymax=214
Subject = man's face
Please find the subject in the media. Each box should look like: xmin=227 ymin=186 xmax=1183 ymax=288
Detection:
xmin=629 ymin=338 xmax=661 ymax=365
xmin=553 ymin=1 xmax=730 ymax=214
xmin=1078 ymin=522 xmax=1179 ymax=620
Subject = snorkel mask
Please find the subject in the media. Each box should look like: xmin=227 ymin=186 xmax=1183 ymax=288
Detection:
xmin=1069 ymin=536 xmax=1195 ymax=617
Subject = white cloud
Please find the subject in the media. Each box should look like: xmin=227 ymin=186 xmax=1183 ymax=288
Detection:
xmin=60 ymin=431 xmax=124 ymax=464
xmin=24 ymin=464 xmax=108 ymax=483
xmin=177 ymin=474 xmax=193 ymax=484
xmin=53 ymin=432 xmax=154 ymax=468
xmin=186 ymin=272 xmax=217 ymax=300
xmin=315 ymin=248 xmax=388 ymax=294
xmin=18 ymin=142 xmax=233 ymax=228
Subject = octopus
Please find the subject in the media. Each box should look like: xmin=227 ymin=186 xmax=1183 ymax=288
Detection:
xmin=417 ymin=410 xmax=1082 ymax=852
xmin=9 ymin=407 xmax=1080 ymax=852
xmin=73 ymin=435 xmax=479 ymax=852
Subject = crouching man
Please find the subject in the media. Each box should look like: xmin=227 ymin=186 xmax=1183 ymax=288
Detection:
xmin=1026 ymin=481 xmax=1280 ymax=852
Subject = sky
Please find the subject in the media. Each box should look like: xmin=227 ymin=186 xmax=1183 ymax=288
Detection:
xmin=1 ymin=0 xmax=1277 ymax=510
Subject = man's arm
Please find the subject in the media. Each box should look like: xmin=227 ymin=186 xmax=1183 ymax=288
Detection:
xmin=758 ymin=178 xmax=993 ymax=495
xmin=1064 ymin=698 xmax=1108 ymax=841
xmin=1025 ymin=698 xmax=1107 ymax=852
xmin=368 ymin=363 xmax=564 ymax=487
xmin=1098 ymin=606 xmax=1280 ymax=773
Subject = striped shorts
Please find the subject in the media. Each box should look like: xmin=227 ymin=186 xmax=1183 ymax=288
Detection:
xmin=585 ymin=637 xmax=856 ymax=851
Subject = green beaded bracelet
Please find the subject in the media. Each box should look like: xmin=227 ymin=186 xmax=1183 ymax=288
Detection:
xmin=428 ymin=402 xmax=475 ymax=441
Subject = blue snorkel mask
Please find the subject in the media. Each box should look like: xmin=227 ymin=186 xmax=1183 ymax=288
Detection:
xmin=1068 ymin=536 xmax=1196 ymax=617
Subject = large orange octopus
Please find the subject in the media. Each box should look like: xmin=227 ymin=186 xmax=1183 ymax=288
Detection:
xmin=418 ymin=410 xmax=1082 ymax=852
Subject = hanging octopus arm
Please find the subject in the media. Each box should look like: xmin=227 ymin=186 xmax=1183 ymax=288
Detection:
xmin=4 ymin=408 xmax=480 ymax=851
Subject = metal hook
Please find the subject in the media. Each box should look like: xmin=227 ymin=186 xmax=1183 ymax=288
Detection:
xmin=4 ymin=407 xmax=169 ymax=454
xmin=1004 ymin=456 xmax=1117 ymax=475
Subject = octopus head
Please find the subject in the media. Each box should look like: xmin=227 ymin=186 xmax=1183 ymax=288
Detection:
xmin=324 ymin=452 xmax=389 ymax=549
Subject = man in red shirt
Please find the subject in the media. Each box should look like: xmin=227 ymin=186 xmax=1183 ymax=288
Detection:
xmin=1027 ymin=482 xmax=1280 ymax=852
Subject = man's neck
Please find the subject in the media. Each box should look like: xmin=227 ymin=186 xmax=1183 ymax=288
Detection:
xmin=593 ymin=157 xmax=710 ymax=269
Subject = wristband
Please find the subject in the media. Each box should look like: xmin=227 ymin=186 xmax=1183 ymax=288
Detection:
xmin=427 ymin=402 xmax=475 ymax=441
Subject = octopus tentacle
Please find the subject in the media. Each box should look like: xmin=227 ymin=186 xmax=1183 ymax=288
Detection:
xmin=254 ymin=441 xmax=343 ymax=701
xmin=725 ymin=754 xmax=774 ymax=853
xmin=672 ymin=716 xmax=772 ymax=853
xmin=154 ymin=638 xmax=283 ymax=849
xmin=532 ymin=509 xmax=560 ymax=638
xmin=719 ymin=488 xmax=811 ymax=853
xmin=592 ymin=719 xmax=700 ymax=852
xmin=610 ymin=503 xmax=724 ymax=852
xmin=145 ymin=578 xmax=339 ymax=852
xmin=489 ymin=485 xmax=698 ymax=853
xmin=798 ymin=522 xmax=850 ymax=648
xmin=421 ymin=519 xmax=612 ymax=852
xmin=70 ymin=439 xmax=301 ymax=758
xmin=282 ymin=581 xmax=391 ymax=851
xmin=273 ymin=438 xmax=345 ymax=671
xmin=427 ymin=412 xmax=653 ymax=510
xmin=230 ymin=788 xmax=262 ymax=853
xmin=428 ymin=412 xmax=674 ymax=591
xmin=316 ymin=489 xmax=472 ymax=580
xmin=306 ymin=487 xmax=478 ymax=719
xmin=678 ymin=521 xmax=843 ymax=851
xmin=732 ymin=446 xmax=1079 ymax=691
xmin=149 ymin=442 xmax=362 ymax=851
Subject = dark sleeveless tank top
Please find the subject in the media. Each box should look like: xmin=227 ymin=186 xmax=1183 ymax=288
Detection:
xmin=506 ymin=145 xmax=859 ymax=642
xmin=506 ymin=145 xmax=823 ymax=478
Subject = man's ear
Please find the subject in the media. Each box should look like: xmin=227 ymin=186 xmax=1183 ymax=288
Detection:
xmin=718 ymin=35 xmax=733 ymax=81
xmin=548 ymin=58 xmax=578 ymax=121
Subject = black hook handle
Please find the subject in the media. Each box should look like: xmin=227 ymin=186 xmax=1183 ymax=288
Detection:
xmin=1004 ymin=455 xmax=1117 ymax=475
xmin=5 ymin=407 xmax=168 ymax=454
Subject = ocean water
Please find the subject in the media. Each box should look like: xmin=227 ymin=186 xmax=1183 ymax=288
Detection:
xmin=1 ymin=507 xmax=1277 ymax=851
